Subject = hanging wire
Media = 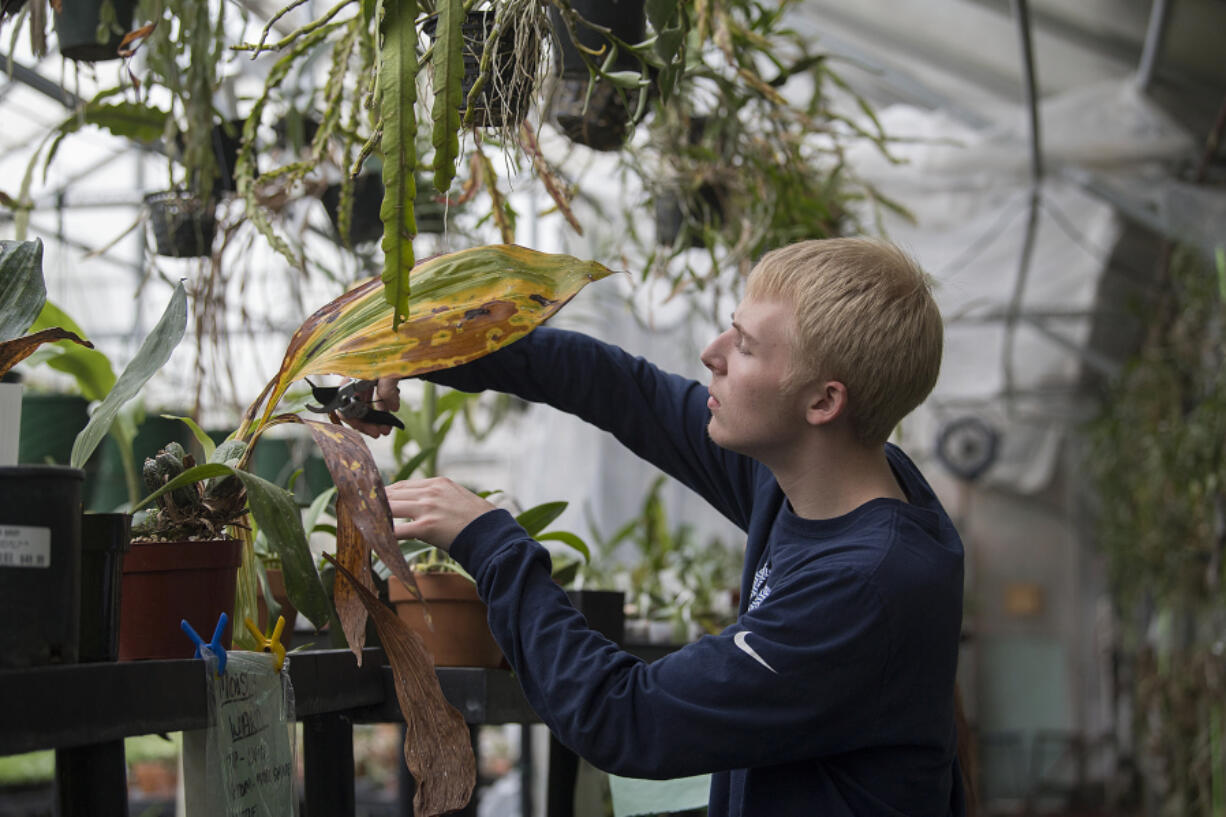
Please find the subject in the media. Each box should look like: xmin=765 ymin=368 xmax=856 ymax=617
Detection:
xmin=1001 ymin=0 xmax=1044 ymax=413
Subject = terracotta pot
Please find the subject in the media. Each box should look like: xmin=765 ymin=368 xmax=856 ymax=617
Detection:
xmin=388 ymin=571 xmax=503 ymax=668
xmin=118 ymin=538 xmax=242 ymax=660
xmin=257 ymin=566 xmax=300 ymax=635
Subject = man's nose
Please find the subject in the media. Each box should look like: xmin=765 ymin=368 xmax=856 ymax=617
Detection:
xmin=701 ymin=333 xmax=727 ymax=373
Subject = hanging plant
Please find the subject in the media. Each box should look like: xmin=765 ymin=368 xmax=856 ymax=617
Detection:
xmin=1086 ymin=245 xmax=1226 ymax=812
xmin=547 ymin=0 xmax=648 ymax=151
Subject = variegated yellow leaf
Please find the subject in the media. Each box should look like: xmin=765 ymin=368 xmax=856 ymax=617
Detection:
xmin=243 ymin=244 xmax=615 ymax=433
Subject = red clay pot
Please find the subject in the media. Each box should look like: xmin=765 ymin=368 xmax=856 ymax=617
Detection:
xmin=388 ymin=570 xmax=503 ymax=668
xmin=118 ymin=538 xmax=242 ymax=660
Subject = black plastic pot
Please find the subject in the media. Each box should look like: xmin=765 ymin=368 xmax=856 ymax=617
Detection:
xmin=549 ymin=0 xmax=644 ymax=79
xmin=0 ymin=465 xmax=85 ymax=668
xmin=78 ymin=513 xmax=131 ymax=662
xmin=566 ymin=589 xmax=625 ymax=645
xmin=144 ymin=191 xmax=217 ymax=258
xmin=554 ymin=77 xmax=633 ymax=152
xmin=424 ymin=10 xmax=538 ymax=128
xmin=655 ymin=183 xmax=723 ymax=249
xmin=175 ymin=119 xmax=253 ymax=195
xmin=323 ymin=174 xmax=448 ymax=246
xmin=54 ymin=0 xmax=136 ymax=62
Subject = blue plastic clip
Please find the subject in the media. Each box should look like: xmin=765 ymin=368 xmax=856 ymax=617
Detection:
xmin=181 ymin=612 xmax=229 ymax=675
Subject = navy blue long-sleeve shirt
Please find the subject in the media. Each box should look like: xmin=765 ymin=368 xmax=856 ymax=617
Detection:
xmin=429 ymin=327 xmax=967 ymax=816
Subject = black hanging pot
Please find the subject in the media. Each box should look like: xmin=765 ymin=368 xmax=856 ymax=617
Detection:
xmin=175 ymin=119 xmax=254 ymax=195
xmin=54 ymin=0 xmax=136 ymax=62
xmin=549 ymin=0 xmax=645 ymax=150
xmin=0 ymin=465 xmax=85 ymax=668
xmin=144 ymin=191 xmax=217 ymax=258
xmin=553 ymin=77 xmax=636 ymax=152
xmin=323 ymin=174 xmax=448 ymax=245
xmin=655 ymin=182 xmax=724 ymax=249
xmin=424 ymin=10 xmax=539 ymax=129
xmin=549 ymin=0 xmax=644 ymax=79
xmin=655 ymin=116 xmax=724 ymax=248
xmin=323 ymin=173 xmax=386 ymax=246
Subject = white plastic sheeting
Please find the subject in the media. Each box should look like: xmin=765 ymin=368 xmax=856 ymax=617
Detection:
xmin=847 ymin=80 xmax=1193 ymax=493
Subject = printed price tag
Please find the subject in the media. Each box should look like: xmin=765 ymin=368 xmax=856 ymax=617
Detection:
xmin=0 ymin=526 xmax=51 ymax=568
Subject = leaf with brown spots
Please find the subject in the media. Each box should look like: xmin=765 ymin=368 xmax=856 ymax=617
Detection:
xmin=239 ymin=244 xmax=615 ymax=436
xmin=334 ymin=501 xmax=372 ymax=659
xmin=274 ymin=415 xmax=423 ymax=662
xmin=0 ymin=328 xmax=92 ymax=378
xmin=325 ymin=553 xmax=476 ymax=817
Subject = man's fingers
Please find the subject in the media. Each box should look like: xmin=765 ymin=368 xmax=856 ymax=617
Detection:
xmin=375 ymin=376 xmax=401 ymax=412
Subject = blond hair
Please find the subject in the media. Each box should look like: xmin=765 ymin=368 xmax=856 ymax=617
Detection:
xmin=746 ymin=237 xmax=943 ymax=445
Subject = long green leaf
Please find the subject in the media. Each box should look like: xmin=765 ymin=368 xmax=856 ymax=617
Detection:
xmin=70 ymin=283 xmax=187 ymax=469
xmin=233 ymin=468 xmax=333 ymax=630
xmin=515 ymin=501 xmax=568 ymax=537
xmin=162 ymin=413 xmax=216 ymax=461
xmin=430 ymin=0 xmax=463 ymax=195
xmin=0 ymin=239 xmax=45 ymax=341
xmin=538 ymin=530 xmax=591 ymax=563
xmin=379 ymin=0 xmax=419 ymax=330
xmin=30 ymin=301 xmax=116 ymax=401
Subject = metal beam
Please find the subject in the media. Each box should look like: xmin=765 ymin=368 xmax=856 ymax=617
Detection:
xmin=0 ymin=52 xmax=80 ymax=109
xmin=1136 ymin=0 xmax=1173 ymax=92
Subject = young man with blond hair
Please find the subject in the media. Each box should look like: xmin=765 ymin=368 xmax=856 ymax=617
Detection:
xmin=362 ymin=237 xmax=967 ymax=816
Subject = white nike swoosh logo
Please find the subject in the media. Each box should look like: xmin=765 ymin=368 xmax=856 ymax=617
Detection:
xmin=734 ymin=630 xmax=777 ymax=674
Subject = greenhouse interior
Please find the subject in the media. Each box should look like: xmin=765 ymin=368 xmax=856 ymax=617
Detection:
xmin=1 ymin=0 xmax=1224 ymax=815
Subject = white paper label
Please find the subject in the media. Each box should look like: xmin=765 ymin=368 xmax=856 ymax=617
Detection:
xmin=0 ymin=526 xmax=51 ymax=568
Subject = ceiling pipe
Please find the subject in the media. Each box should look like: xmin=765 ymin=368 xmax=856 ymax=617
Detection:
xmin=1001 ymin=0 xmax=1045 ymax=411
xmin=0 ymin=53 xmax=80 ymax=109
xmin=1135 ymin=0 xmax=1172 ymax=93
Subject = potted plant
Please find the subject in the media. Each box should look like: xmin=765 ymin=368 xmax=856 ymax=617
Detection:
xmin=53 ymin=0 xmax=137 ymax=60
xmin=0 ymin=239 xmax=134 ymax=668
xmin=117 ymin=440 xmax=247 ymax=659
xmin=0 ymin=239 xmax=90 ymax=668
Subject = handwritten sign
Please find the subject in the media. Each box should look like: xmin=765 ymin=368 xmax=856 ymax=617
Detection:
xmin=184 ymin=650 xmax=296 ymax=817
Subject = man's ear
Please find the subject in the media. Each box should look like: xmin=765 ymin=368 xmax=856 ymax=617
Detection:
xmin=805 ymin=380 xmax=847 ymax=427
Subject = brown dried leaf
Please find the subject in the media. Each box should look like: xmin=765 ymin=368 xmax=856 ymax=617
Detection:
xmin=334 ymin=501 xmax=370 ymax=661
xmin=118 ymin=22 xmax=155 ymax=56
xmin=278 ymin=416 xmax=423 ymax=663
xmin=0 ymin=328 xmax=92 ymax=378
xmin=325 ymin=554 xmax=476 ymax=816
xmin=519 ymin=121 xmax=582 ymax=236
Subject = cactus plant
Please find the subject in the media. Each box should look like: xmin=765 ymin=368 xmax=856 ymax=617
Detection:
xmin=131 ymin=440 xmax=248 ymax=542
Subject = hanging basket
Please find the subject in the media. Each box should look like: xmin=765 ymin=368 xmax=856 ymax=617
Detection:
xmin=54 ymin=0 xmax=136 ymax=62
xmin=549 ymin=0 xmax=645 ymax=79
xmin=144 ymin=191 xmax=217 ymax=258
xmin=323 ymin=174 xmax=449 ymax=246
xmin=424 ymin=10 xmax=540 ymax=129
xmin=655 ymin=183 xmax=724 ymax=249
xmin=553 ymin=78 xmax=634 ymax=152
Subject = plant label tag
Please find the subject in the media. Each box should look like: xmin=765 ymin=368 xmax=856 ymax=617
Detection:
xmin=0 ymin=526 xmax=51 ymax=568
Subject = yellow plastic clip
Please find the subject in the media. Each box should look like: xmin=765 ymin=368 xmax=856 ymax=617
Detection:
xmin=243 ymin=615 xmax=287 ymax=673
